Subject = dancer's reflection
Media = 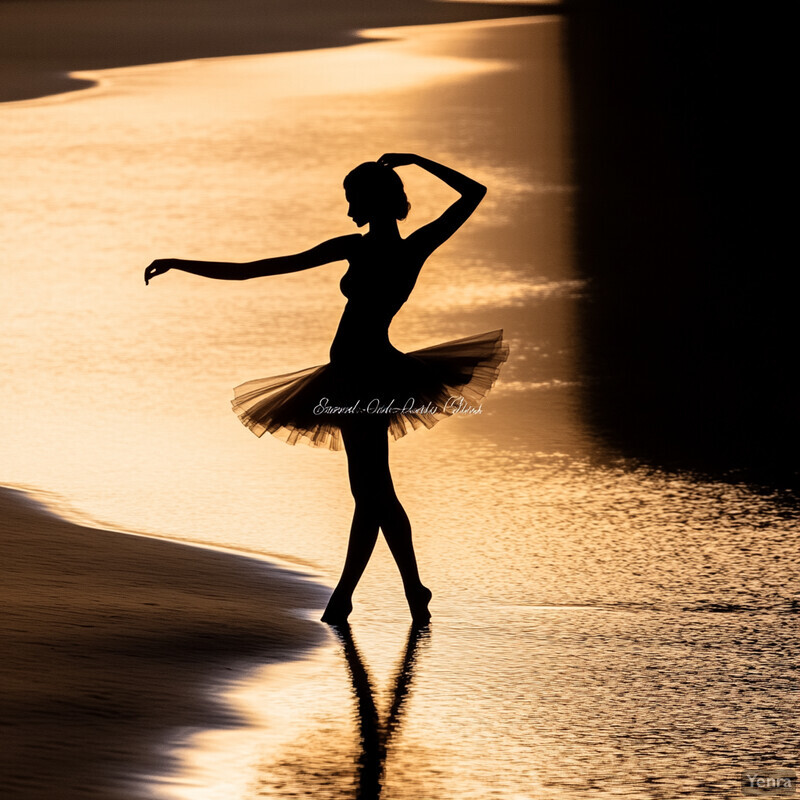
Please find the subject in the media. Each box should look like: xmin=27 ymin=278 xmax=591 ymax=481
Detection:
xmin=331 ymin=624 xmax=430 ymax=799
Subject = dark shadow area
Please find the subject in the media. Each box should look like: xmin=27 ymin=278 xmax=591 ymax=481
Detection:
xmin=331 ymin=623 xmax=430 ymax=799
xmin=0 ymin=487 xmax=328 ymax=800
xmin=0 ymin=0 xmax=554 ymax=103
xmin=565 ymin=2 xmax=796 ymax=485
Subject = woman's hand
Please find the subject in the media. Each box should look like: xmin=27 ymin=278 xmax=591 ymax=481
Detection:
xmin=378 ymin=153 xmax=417 ymax=169
xmin=144 ymin=258 xmax=177 ymax=285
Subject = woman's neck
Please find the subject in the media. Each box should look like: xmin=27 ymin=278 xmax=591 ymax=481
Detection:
xmin=367 ymin=217 xmax=401 ymax=240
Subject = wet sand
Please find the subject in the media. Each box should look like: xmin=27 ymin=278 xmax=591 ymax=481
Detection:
xmin=0 ymin=487 xmax=327 ymax=799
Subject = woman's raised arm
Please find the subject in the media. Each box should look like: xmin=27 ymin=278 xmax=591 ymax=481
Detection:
xmin=144 ymin=234 xmax=360 ymax=285
xmin=377 ymin=153 xmax=486 ymax=256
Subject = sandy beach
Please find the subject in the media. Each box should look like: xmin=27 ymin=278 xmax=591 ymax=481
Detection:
xmin=0 ymin=487 xmax=327 ymax=799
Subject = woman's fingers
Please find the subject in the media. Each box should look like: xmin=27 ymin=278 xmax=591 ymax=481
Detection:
xmin=378 ymin=152 xmax=412 ymax=168
xmin=144 ymin=260 xmax=170 ymax=285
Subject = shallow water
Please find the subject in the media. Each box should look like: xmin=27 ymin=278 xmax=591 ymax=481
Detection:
xmin=1 ymin=16 xmax=796 ymax=800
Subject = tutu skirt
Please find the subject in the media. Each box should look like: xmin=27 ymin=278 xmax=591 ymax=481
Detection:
xmin=231 ymin=329 xmax=509 ymax=450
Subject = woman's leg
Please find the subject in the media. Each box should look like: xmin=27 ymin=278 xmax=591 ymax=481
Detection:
xmin=366 ymin=426 xmax=431 ymax=621
xmin=322 ymin=421 xmax=384 ymax=622
xmin=381 ymin=493 xmax=432 ymax=623
xmin=323 ymin=419 xmax=430 ymax=623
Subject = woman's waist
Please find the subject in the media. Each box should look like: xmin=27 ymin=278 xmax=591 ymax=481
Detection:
xmin=329 ymin=325 xmax=398 ymax=362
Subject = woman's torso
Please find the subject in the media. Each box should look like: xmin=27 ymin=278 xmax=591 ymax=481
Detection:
xmin=330 ymin=234 xmax=423 ymax=363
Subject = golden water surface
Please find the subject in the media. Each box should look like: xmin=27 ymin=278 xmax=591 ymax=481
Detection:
xmin=1 ymin=17 xmax=796 ymax=800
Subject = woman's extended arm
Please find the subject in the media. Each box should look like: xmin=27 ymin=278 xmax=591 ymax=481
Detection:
xmin=144 ymin=234 xmax=359 ymax=285
xmin=377 ymin=153 xmax=486 ymax=255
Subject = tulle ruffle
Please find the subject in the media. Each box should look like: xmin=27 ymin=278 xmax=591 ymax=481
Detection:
xmin=231 ymin=329 xmax=509 ymax=450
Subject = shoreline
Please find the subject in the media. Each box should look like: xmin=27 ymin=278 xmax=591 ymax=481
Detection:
xmin=0 ymin=0 xmax=551 ymax=104
xmin=0 ymin=485 xmax=329 ymax=799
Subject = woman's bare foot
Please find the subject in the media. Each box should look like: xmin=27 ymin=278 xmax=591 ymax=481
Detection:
xmin=321 ymin=592 xmax=353 ymax=624
xmin=406 ymin=585 xmax=432 ymax=625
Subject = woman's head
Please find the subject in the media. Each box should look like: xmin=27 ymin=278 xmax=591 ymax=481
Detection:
xmin=343 ymin=162 xmax=410 ymax=226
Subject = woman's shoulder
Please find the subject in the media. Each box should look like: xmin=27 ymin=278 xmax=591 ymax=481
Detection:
xmin=339 ymin=233 xmax=365 ymax=262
